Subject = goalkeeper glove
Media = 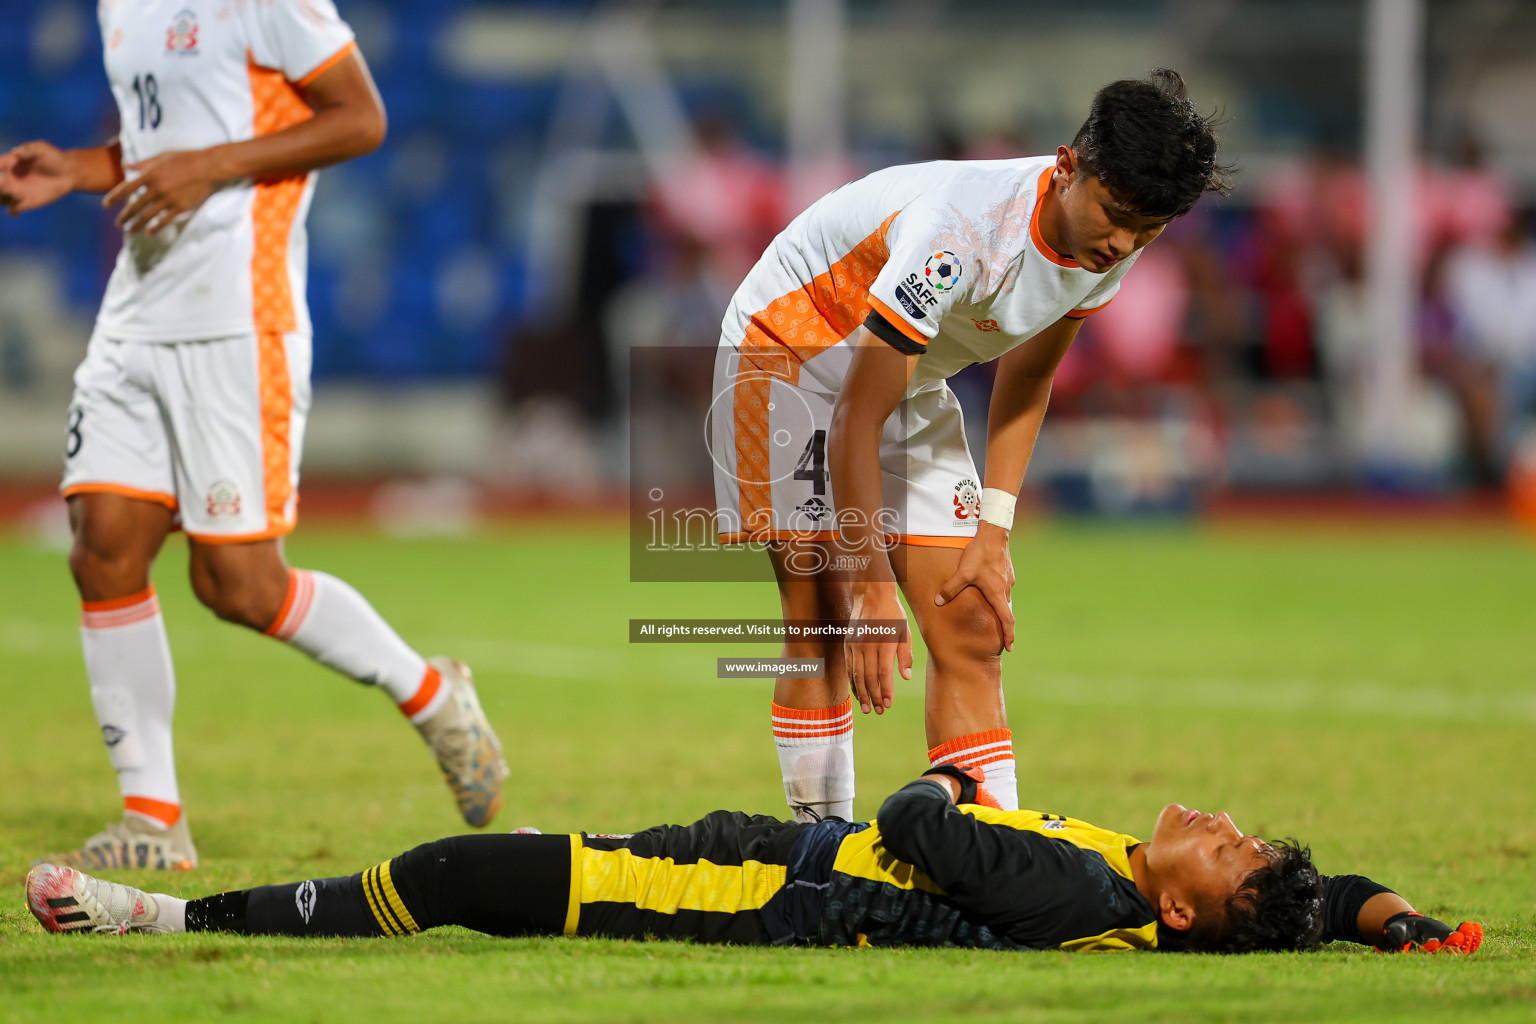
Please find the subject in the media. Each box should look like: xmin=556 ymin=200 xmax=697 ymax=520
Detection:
xmin=1377 ymin=911 xmax=1483 ymax=954
xmin=920 ymin=764 xmax=1003 ymax=810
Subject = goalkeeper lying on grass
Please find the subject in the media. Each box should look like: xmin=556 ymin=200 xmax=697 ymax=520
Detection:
xmin=27 ymin=768 xmax=1480 ymax=954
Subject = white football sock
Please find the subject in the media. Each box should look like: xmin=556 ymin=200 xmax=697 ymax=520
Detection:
xmin=772 ymin=697 xmax=855 ymax=822
xmin=928 ymin=728 xmax=1018 ymax=811
xmin=265 ymin=569 xmax=447 ymax=723
xmin=81 ymin=587 xmax=181 ymax=828
xmin=152 ymin=893 xmax=187 ymax=932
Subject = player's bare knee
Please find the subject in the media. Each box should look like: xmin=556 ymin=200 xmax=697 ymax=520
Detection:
xmin=68 ymin=531 xmax=149 ymax=598
xmin=921 ymin=590 xmax=1005 ymax=664
xmin=188 ymin=562 xmax=277 ymax=629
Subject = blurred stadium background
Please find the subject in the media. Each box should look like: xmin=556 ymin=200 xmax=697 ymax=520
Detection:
xmin=2 ymin=0 xmax=1536 ymax=525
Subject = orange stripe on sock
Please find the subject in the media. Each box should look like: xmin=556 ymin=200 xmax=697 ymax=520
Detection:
xmin=81 ymin=586 xmax=156 ymax=613
xmin=399 ymin=666 xmax=442 ymax=718
xmin=770 ymin=697 xmax=853 ymax=722
xmin=774 ymin=725 xmax=854 ymax=740
xmin=264 ymin=568 xmax=314 ymax=640
xmin=81 ymin=587 xmax=160 ymax=629
xmin=928 ymin=728 xmax=1013 ymax=765
xmin=123 ymin=796 xmax=181 ymax=827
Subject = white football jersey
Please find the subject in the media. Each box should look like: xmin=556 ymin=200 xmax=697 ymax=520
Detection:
xmin=94 ymin=0 xmax=355 ymax=342
xmin=721 ymin=156 xmax=1137 ymax=396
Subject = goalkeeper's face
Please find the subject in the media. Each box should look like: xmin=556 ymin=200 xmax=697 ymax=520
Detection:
xmin=1144 ymin=803 xmax=1275 ymax=931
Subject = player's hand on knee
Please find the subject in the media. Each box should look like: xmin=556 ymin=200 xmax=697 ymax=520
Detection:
xmin=847 ymin=581 xmax=907 ymax=714
xmin=934 ymin=525 xmax=1016 ymax=652
xmin=107 ymin=150 xmax=219 ymax=235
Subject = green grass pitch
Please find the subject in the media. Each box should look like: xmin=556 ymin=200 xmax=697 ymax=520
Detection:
xmin=1 ymin=520 xmax=1534 ymax=1022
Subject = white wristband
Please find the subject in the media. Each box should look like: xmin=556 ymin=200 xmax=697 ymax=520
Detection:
xmin=979 ymin=487 xmax=1017 ymax=531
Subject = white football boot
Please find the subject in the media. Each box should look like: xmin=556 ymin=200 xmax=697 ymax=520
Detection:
xmin=43 ymin=815 xmax=197 ymax=872
xmin=416 ymin=656 xmax=509 ymax=828
xmin=26 ymin=863 xmax=175 ymax=934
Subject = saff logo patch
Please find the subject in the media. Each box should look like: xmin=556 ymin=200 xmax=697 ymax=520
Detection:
xmin=1042 ymin=819 xmax=1068 ymax=832
xmin=923 ymin=251 xmax=962 ymax=291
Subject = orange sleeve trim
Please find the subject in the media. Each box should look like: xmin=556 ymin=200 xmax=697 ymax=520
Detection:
xmin=867 ymin=296 xmax=929 ymax=346
xmin=62 ymin=483 xmax=177 ymax=511
xmin=123 ymin=796 xmax=181 ymax=827
xmin=81 ymin=586 xmax=157 ymax=613
xmin=295 ymin=39 xmax=357 ymax=88
xmin=398 ymin=666 xmax=443 ymax=718
xmin=1066 ymin=296 xmax=1115 ymax=319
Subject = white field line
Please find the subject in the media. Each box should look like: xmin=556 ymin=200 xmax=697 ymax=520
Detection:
xmin=4 ymin=620 xmax=1531 ymax=722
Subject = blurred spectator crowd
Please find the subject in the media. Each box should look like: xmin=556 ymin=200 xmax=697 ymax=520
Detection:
xmin=2 ymin=0 xmax=1534 ymax=498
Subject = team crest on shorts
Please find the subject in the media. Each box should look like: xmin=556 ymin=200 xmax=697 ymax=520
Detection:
xmin=952 ymin=477 xmax=980 ymax=524
xmin=206 ymin=480 xmax=241 ymax=518
xmin=166 ymin=9 xmax=199 ymax=54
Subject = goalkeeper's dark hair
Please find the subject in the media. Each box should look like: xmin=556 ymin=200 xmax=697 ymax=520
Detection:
xmin=1157 ymin=839 xmax=1325 ymax=954
xmin=1070 ymin=68 xmax=1234 ymax=219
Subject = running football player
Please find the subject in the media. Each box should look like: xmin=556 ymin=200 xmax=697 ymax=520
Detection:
xmin=0 ymin=0 xmax=506 ymax=870
xmin=27 ymin=767 xmax=1482 ymax=955
xmin=712 ymin=70 xmax=1225 ymax=820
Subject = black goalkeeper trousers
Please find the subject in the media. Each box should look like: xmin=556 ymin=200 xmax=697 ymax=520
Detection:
xmin=185 ymin=834 xmax=572 ymax=938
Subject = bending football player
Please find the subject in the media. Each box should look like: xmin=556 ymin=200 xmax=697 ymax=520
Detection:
xmin=712 ymin=68 xmax=1233 ymax=821
xmin=28 ymin=768 xmax=1480 ymax=955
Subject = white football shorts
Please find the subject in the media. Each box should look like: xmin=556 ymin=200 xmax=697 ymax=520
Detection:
xmin=60 ymin=329 xmax=311 ymax=542
xmin=710 ymin=347 xmax=982 ymax=549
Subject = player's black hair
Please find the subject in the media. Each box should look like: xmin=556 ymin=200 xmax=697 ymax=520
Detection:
xmin=1157 ymin=839 xmax=1325 ymax=954
xmin=1070 ymin=68 xmax=1234 ymax=219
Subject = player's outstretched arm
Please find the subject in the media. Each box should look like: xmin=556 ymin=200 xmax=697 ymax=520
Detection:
xmin=934 ymin=315 xmax=1084 ymax=649
xmin=830 ymin=326 xmax=920 ymax=715
xmin=0 ymin=139 xmax=122 ymax=215
xmin=106 ymin=47 xmax=387 ymax=235
xmin=1321 ymin=874 xmax=1483 ymax=953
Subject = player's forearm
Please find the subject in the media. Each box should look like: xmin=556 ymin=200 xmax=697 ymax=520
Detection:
xmin=982 ymin=317 xmax=1080 ymax=493
xmin=982 ymin=372 xmax=1052 ymax=495
xmin=1355 ymin=891 xmax=1414 ymax=943
xmin=66 ymin=142 xmax=124 ymax=193
xmin=828 ymin=406 xmax=894 ymax=577
xmin=202 ymin=103 xmax=385 ymax=184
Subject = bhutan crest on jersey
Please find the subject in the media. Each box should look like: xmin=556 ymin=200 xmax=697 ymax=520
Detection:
xmin=166 ymin=9 xmax=199 ymax=55
xmin=953 ymin=477 xmax=980 ymax=525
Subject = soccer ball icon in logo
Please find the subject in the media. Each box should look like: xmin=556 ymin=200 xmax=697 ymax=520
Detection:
xmin=924 ymin=251 xmax=962 ymax=292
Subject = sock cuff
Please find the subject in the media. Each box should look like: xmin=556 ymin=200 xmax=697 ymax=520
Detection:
xmin=81 ymin=586 xmax=159 ymax=629
xmin=399 ymin=666 xmax=444 ymax=721
xmin=929 ymin=728 xmax=1014 ymax=769
xmin=265 ymin=568 xmax=315 ymax=640
xmin=124 ymin=795 xmax=181 ymax=827
xmin=772 ymin=697 xmax=853 ymax=743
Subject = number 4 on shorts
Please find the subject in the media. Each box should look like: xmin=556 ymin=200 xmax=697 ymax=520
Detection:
xmin=794 ymin=429 xmax=827 ymax=495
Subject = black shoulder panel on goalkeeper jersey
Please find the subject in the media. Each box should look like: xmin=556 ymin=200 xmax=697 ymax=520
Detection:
xmin=829 ymin=780 xmax=1156 ymax=949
